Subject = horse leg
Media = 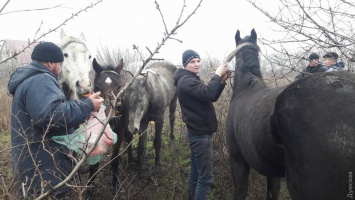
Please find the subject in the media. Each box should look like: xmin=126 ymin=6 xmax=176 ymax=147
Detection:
xmin=111 ymin=139 xmax=122 ymax=196
xmin=169 ymin=93 xmax=177 ymax=140
xmin=229 ymin=153 xmax=250 ymax=200
xmin=84 ymin=163 xmax=100 ymax=199
xmin=124 ymin=128 xmax=134 ymax=167
xmin=136 ymin=122 xmax=149 ymax=171
xmin=265 ymin=176 xmax=280 ymax=200
xmin=153 ymin=118 xmax=164 ymax=174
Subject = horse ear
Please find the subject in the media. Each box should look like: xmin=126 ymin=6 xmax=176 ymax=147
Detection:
xmin=93 ymin=58 xmax=103 ymax=74
xmin=80 ymin=32 xmax=86 ymax=42
xmin=251 ymin=28 xmax=257 ymax=41
xmin=116 ymin=59 xmax=124 ymax=74
xmin=60 ymin=29 xmax=67 ymax=40
xmin=235 ymin=30 xmax=241 ymax=46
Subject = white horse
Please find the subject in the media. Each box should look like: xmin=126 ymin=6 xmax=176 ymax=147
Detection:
xmin=60 ymin=30 xmax=92 ymax=100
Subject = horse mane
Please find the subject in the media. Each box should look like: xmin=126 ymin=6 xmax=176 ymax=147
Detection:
xmin=235 ymin=45 xmax=262 ymax=78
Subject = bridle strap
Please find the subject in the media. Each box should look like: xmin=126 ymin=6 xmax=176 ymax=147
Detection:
xmin=225 ymin=42 xmax=256 ymax=63
xmin=100 ymin=70 xmax=119 ymax=76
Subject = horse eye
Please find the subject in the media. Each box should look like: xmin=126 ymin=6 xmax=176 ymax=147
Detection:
xmin=89 ymin=55 xmax=92 ymax=59
xmin=64 ymin=53 xmax=69 ymax=58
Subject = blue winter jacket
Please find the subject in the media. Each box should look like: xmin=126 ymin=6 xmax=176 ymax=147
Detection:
xmin=7 ymin=61 xmax=94 ymax=197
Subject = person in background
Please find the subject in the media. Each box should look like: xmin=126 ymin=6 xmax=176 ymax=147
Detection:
xmin=294 ymin=52 xmax=328 ymax=81
xmin=323 ymin=52 xmax=347 ymax=72
xmin=8 ymin=42 xmax=103 ymax=199
xmin=173 ymin=49 xmax=232 ymax=200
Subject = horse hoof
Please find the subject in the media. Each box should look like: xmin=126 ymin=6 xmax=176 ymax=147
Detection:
xmin=79 ymin=164 xmax=90 ymax=174
xmin=83 ymin=189 xmax=95 ymax=200
xmin=154 ymin=166 xmax=162 ymax=174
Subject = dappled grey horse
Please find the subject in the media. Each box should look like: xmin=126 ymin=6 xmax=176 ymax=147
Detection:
xmin=60 ymin=30 xmax=92 ymax=100
xmin=226 ymin=29 xmax=355 ymax=200
xmin=125 ymin=61 xmax=177 ymax=172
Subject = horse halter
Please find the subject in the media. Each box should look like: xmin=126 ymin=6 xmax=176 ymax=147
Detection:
xmin=226 ymin=42 xmax=257 ymax=63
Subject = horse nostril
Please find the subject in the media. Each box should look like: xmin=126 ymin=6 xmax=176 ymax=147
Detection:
xmin=75 ymin=81 xmax=81 ymax=89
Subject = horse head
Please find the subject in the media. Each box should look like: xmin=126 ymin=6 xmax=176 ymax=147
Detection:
xmin=93 ymin=58 xmax=125 ymax=117
xmin=125 ymin=73 xmax=151 ymax=134
xmin=60 ymin=29 xmax=93 ymax=100
xmin=233 ymin=29 xmax=263 ymax=91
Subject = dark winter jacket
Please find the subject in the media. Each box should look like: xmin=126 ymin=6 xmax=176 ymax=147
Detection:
xmin=294 ymin=64 xmax=328 ymax=80
xmin=8 ymin=61 xmax=94 ymax=197
xmin=173 ymin=68 xmax=225 ymax=135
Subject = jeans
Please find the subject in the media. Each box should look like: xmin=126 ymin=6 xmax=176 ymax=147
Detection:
xmin=187 ymin=131 xmax=213 ymax=200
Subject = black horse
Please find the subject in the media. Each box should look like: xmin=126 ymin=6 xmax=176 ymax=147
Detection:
xmin=226 ymin=29 xmax=355 ymax=200
xmin=88 ymin=58 xmax=134 ymax=196
xmin=226 ymin=29 xmax=285 ymax=200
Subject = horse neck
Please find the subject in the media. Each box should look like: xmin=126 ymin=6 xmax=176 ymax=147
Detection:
xmin=61 ymin=81 xmax=75 ymax=100
xmin=232 ymin=54 xmax=265 ymax=97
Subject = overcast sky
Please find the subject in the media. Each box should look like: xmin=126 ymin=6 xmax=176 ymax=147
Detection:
xmin=0 ymin=0 xmax=279 ymax=65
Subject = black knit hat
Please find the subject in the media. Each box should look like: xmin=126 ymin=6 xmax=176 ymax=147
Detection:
xmin=182 ymin=49 xmax=200 ymax=67
xmin=308 ymin=53 xmax=319 ymax=60
xmin=323 ymin=52 xmax=338 ymax=60
xmin=31 ymin=42 xmax=64 ymax=63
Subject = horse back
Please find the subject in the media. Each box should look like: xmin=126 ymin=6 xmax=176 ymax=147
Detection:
xmin=145 ymin=62 xmax=177 ymax=119
xmin=227 ymin=86 xmax=285 ymax=176
xmin=274 ymin=71 xmax=355 ymax=199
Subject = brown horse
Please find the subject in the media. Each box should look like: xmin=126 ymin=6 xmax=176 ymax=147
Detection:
xmin=226 ymin=29 xmax=355 ymax=200
xmin=89 ymin=58 xmax=133 ymax=196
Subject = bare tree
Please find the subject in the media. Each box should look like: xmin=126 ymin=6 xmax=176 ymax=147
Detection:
xmin=248 ymin=0 xmax=355 ymax=75
xmin=0 ymin=0 xmax=103 ymax=65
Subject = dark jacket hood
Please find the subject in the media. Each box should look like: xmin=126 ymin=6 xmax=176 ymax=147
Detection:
xmin=8 ymin=61 xmax=54 ymax=95
xmin=173 ymin=68 xmax=198 ymax=86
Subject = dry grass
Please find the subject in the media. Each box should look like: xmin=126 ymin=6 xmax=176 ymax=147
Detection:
xmin=0 ymin=86 xmax=11 ymax=133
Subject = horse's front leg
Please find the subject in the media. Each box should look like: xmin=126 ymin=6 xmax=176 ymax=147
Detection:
xmin=84 ymin=163 xmax=100 ymax=199
xmin=136 ymin=121 xmax=149 ymax=171
xmin=153 ymin=118 xmax=164 ymax=173
xmin=229 ymin=152 xmax=250 ymax=200
xmin=265 ymin=176 xmax=280 ymax=200
xmin=111 ymin=139 xmax=122 ymax=196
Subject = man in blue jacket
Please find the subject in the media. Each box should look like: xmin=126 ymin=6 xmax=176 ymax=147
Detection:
xmin=7 ymin=42 xmax=103 ymax=199
xmin=174 ymin=49 xmax=231 ymax=200
xmin=323 ymin=52 xmax=347 ymax=71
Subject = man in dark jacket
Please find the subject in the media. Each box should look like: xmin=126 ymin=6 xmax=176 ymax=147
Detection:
xmin=8 ymin=42 xmax=103 ymax=199
xmin=174 ymin=49 xmax=231 ymax=200
xmin=294 ymin=52 xmax=328 ymax=80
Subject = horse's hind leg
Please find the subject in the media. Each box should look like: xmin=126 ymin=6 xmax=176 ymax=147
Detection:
xmin=169 ymin=93 xmax=177 ymax=140
xmin=229 ymin=153 xmax=250 ymax=200
xmin=136 ymin=122 xmax=149 ymax=171
xmin=265 ymin=176 xmax=280 ymax=200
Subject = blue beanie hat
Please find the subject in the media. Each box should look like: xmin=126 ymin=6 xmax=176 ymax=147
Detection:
xmin=31 ymin=42 xmax=64 ymax=63
xmin=182 ymin=49 xmax=200 ymax=67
